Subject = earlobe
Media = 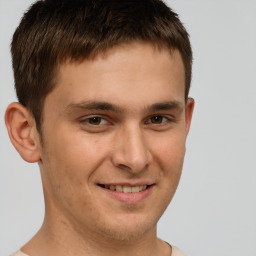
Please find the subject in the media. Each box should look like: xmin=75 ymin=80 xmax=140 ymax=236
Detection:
xmin=5 ymin=102 xmax=41 ymax=163
xmin=185 ymin=97 xmax=195 ymax=135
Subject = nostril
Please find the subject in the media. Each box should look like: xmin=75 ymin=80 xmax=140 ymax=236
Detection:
xmin=117 ymin=164 xmax=132 ymax=171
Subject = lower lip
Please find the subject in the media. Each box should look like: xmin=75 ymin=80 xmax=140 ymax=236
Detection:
xmin=101 ymin=186 xmax=154 ymax=204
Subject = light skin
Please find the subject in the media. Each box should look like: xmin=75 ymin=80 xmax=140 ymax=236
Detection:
xmin=5 ymin=42 xmax=194 ymax=256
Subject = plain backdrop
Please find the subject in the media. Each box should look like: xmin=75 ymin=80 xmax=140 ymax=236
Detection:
xmin=0 ymin=0 xmax=256 ymax=256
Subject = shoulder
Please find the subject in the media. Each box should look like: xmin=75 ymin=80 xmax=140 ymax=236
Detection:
xmin=172 ymin=245 xmax=188 ymax=256
xmin=10 ymin=250 xmax=29 ymax=256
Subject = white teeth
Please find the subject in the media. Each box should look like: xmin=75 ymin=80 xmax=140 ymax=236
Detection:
xmin=110 ymin=185 xmax=115 ymax=191
xmin=116 ymin=185 xmax=122 ymax=192
xmin=104 ymin=184 xmax=148 ymax=193
xmin=131 ymin=186 xmax=140 ymax=193
xmin=123 ymin=186 xmax=132 ymax=193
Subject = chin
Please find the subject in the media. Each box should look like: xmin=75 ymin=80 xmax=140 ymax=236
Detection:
xmin=95 ymin=214 xmax=158 ymax=241
xmin=99 ymin=226 xmax=153 ymax=241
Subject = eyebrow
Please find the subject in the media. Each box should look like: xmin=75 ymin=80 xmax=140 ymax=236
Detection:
xmin=65 ymin=100 xmax=183 ymax=114
xmin=65 ymin=101 xmax=124 ymax=113
xmin=147 ymin=101 xmax=184 ymax=113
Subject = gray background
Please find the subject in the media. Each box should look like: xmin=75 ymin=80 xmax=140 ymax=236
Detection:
xmin=0 ymin=0 xmax=256 ymax=255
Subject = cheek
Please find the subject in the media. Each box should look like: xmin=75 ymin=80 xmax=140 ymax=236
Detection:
xmin=150 ymin=132 xmax=186 ymax=200
xmin=47 ymin=131 xmax=107 ymax=176
xmin=151 ymin=131 xmax=186 ymax=171
xmin=40 ymin=118 xmax=116 ymax=223
xmin=41 ymin=131 xmax=108 ymax=203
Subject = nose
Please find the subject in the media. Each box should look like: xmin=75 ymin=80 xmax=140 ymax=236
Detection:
xmin=111 ymin=125 xmax=152 ymax=173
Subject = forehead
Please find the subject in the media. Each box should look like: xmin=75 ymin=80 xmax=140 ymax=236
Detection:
xmin=46 ymin=42 xmax=185 ymax=114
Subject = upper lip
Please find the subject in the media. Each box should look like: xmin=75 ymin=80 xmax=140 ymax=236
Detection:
xmin=97 ymin=181 xmax=155 ymax=186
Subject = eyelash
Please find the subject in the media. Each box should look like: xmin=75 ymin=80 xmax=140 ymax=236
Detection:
xmin=79 ymin=116 xmax=110 ymax=126
xmin=80 ymin=115 xmax=173 ymax=127
xmin=145 ymin=115 xmax=171 ymax=125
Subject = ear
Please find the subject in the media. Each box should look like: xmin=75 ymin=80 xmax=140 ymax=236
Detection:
xmin=185 ymin=97 xmax=195 ymax=136
xmin=5 ymin=102 xmax=41 ymax=163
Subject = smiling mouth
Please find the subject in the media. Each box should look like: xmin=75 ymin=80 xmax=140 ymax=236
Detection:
xmin=98 ymin=184 xmax=149 ymax=193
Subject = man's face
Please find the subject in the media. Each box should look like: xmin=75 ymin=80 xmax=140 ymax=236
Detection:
xmin=39 ymin=43 xmax=193 ymax=241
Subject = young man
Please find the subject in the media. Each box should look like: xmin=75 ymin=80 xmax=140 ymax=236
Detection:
xmin=5 ymin=0 xmax=194 ymax=255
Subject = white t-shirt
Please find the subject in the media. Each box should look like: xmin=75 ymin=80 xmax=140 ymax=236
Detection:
xmin=10 ymin=246 xmax=188 ymax=256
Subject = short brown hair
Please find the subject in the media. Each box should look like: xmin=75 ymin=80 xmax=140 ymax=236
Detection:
xmin=11 ymin=0 xmax=192 ymax=131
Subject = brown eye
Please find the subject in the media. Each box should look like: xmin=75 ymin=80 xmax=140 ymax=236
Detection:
xmin=88 ymin=117 xmax=104 ymax=125
xmin=150 ymin=116 xmax=163 ymax=124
